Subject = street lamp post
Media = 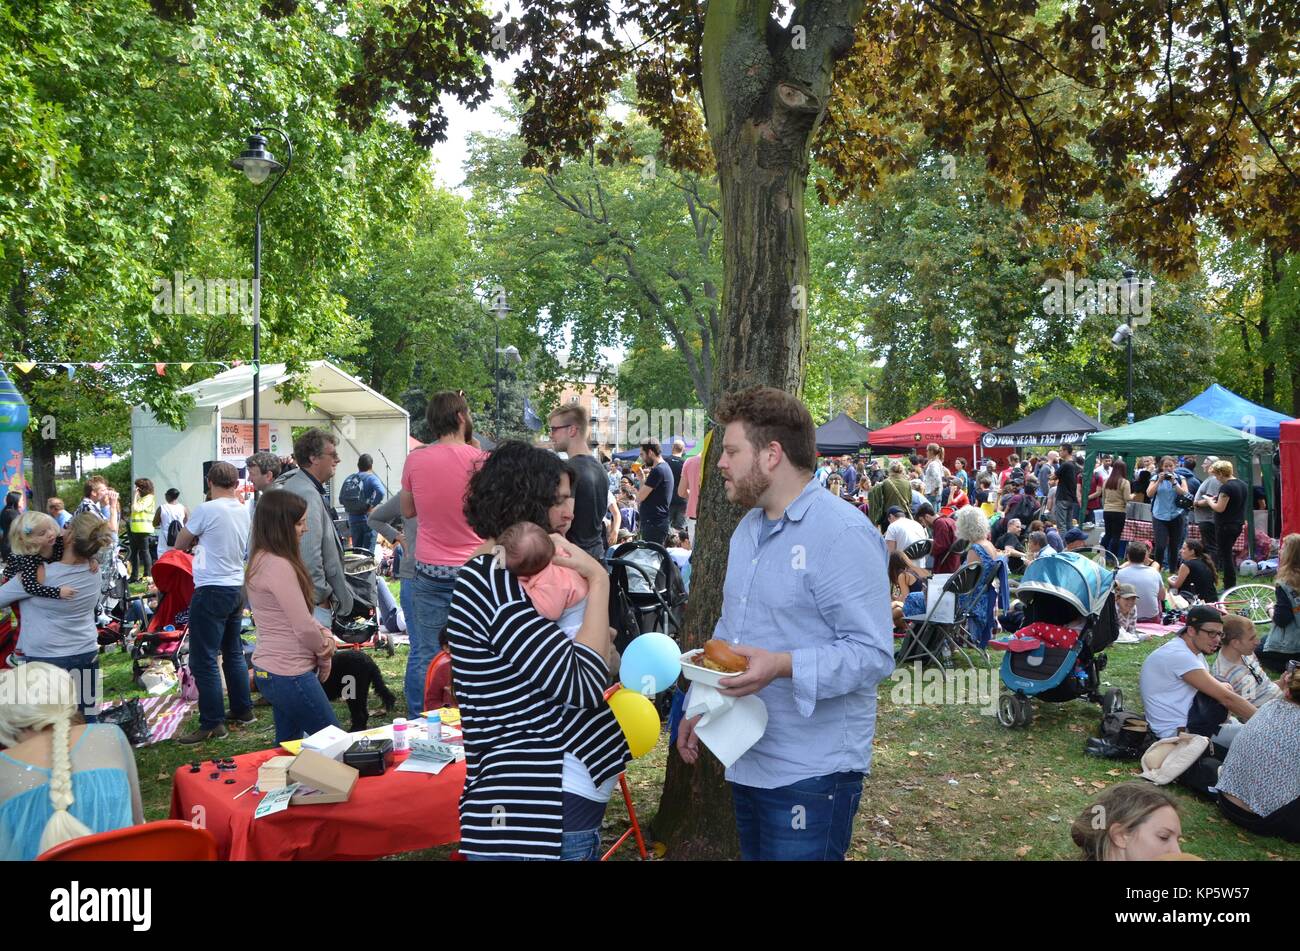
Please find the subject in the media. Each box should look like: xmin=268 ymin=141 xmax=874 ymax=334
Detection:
xmin=1122 ymin=268 xmax=1137 ymax=424
xmin=489 ymin=294 xmax=516 ymax=437
xmin=231 ymin=130 xmax=291 ymax=453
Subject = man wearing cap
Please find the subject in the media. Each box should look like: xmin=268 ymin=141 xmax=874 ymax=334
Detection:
xmin=1062 ymin=527 xmax=1089 ymax=552
xmin=1115 ymin=582 xmax=1140 ymax=636
xmin=1192 ymin=455 xmax=1221 ymax=562
xmin=1139 ymin=604 xmax=1256 ymax=756
xmin=884 ymin=505 xmax=927 ymax=555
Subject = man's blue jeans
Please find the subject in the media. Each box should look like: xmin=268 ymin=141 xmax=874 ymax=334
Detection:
xmin=731 ymin=771 xmax=865 ymax=861
xmin=254 ymin=667 xmax=340 ymax=744
xmin=187 ymin=584 xmax=252 ymax=730
xmin=348 ymin=516 xmax=374 ymax=551
xmin=406 ymin=572 xmax=457 ymax=718
xmin=24 ymin=650 xmax=101 ymax=723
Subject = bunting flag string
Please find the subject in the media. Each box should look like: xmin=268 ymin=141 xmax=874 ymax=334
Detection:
xmin=0 ymin=359 xmax=255 ymax=376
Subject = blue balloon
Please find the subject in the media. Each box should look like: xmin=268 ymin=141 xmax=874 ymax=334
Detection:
xmin=619 ymin=632 xmax=682 ymax=696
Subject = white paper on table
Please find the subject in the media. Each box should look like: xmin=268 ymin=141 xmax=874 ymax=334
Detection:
xmin=254 ymin=783 xmax=299 ymax=819
xmin=684 ymin=683 xmax=768 ymax=769
xmin=396 ymin=757 xmax=457 ymax=775
xmin=303 ymin=725 xmax=351 ymax=760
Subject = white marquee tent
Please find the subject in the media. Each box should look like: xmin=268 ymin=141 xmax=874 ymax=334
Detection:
xmin=131 ymin=360 xmax=409 ymax=506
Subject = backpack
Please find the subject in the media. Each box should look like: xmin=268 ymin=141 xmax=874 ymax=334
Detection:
xmin=166 ymin=518 xmax=182 ymax=547
xmin=1085 ymin=708 xmax=1153 ymax=759
xmin=1009 ymin=492 xmax=1040 ymax=525
xmin=339 ymin=473 xmax=369 ymax=516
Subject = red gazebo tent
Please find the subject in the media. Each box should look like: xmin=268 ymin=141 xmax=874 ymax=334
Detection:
xmin=868 ymin=402 xmax=1005 ymax=465
xmin=1281 ymin=420 xmax=1300 ymax=539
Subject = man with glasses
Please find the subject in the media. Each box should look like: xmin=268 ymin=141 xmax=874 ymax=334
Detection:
xmin=1139 ymin=604 xmax=1257 ymax=755
xmin=548 ymin=405 xmax=620 ymax=559
xmin=275 ymin=428 xmax=355 ymax=628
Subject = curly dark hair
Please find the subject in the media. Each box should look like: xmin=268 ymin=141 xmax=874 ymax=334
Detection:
xmin=464 ymin=441 xmax=577 ymax=539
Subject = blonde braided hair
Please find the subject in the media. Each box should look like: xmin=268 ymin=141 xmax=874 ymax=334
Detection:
xmin=0 ymin=663 xmax=92 ymax=852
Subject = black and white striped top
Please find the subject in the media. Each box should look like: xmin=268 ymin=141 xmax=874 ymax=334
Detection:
xmin=448 ymin=554 xmax=629 ymax=859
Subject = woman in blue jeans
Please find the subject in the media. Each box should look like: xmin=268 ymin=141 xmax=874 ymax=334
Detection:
xmin=1146 ymin=455 xmax=1189 ymax=572
xmin=246 ymin=491 xmax=339 ymax=742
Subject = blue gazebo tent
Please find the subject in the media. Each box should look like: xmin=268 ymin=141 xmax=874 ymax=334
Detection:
xmin=1178 ymin=384 xmax=1293 ymax=441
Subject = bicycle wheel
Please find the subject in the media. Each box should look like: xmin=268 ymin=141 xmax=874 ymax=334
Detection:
xmin=1220 ymin=583 xmax=1276 ymax=626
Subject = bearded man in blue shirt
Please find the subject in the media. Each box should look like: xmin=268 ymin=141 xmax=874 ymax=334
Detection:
xmin=677 ymin=386 xmax=894 ymax=861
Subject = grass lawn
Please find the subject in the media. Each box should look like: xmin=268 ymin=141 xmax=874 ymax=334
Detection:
xmin=107 ymin=585 xmax=1298 ymax=861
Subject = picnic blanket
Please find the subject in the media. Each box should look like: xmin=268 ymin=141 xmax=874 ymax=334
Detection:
xmin=99 ymin=693 xmax=196 ymax=747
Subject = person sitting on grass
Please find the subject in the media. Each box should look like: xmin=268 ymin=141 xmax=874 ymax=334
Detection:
xmin=1211 ymin=613 xmax=1282 ymax=709
xmin=1260 ymin=533 xmax=1300 ymax=674
xmin=1070 ymin=783 xmax=1185 ymax=861
xmin=1216 ymin=659 xmax=1300 ymax=843
xmin=1115 ymin=583 xmax=1140 ymax=637
xmin=1116 ymin=540 xmax=1166 ymax=623
xmin=1024 ymin=531 xmax=1049 ymax=564
xmin=1168 ymin=539 xmax=1218 ymax=605
xmin=0 ymin=663 xmax=143 ymax=861
xmin=1138 ymin=605 xmax=1255 ymax=758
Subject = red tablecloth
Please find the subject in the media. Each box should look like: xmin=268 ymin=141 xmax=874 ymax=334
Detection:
xmin=1120 ymin=519 xmax=1246 ymax=556
xmin=169 ymin=747 xmax=464 ymax=861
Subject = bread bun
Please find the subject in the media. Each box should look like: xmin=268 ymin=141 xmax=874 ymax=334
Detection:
xmin=700 ymin=639 xmax=748 ymax=673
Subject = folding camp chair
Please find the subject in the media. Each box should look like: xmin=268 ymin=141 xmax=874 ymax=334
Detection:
xmin=896 ymin=562 xmax=983 ymax=668
xmin=902 ymin=539 xmax=932 ymax=563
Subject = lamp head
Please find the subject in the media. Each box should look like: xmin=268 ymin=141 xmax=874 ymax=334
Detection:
xmin=232 ymin=134 xmax=283 ymax=185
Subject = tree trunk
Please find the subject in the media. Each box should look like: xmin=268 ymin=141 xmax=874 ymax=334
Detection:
xmin=30 ymin=435 xmax=56 ymax=511
xmin=1260 ymin=246 xmax=1278 ymax=408
xmin=651 ymin=0 xmax=860 ymax=858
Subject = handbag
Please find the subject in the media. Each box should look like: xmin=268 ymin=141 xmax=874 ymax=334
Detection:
xmin=100 ymin=697 xmax=150 ymax=747
xmin=1174 ymin=491 xmax=1195 ymax=510
xmin=179 ymin=663 xmax=199 ymax=703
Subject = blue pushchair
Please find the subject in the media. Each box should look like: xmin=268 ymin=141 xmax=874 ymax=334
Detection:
xmin=996 ymin=551 xmax=1123 ymax=728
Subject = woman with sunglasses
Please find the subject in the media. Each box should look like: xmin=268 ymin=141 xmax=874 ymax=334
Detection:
xmin=1217 ymin=659 xmax=1300 ymax=842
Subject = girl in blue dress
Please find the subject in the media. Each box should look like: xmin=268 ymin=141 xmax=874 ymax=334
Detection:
xmin=0 ymin=663 xmax=142 ymax=860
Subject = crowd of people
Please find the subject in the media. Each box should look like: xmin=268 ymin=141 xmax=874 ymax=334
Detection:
xmin=1 ymin=390 xmax=1297 ymax=860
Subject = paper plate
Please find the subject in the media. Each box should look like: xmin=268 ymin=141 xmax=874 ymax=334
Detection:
xmin=680 ymin=650 xmax=746 ymax=690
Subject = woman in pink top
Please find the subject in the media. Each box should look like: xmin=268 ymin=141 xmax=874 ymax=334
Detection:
xmin=248 ymin=491 xmax=339 ymax=743
xmin=399 ymin=391 xmax=488 ymax=718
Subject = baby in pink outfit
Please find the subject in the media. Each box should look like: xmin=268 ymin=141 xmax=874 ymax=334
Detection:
xmin=494 ymin=522 xmax=588 ymax=636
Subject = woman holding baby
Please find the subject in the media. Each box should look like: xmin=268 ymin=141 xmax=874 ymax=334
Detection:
xmin=449 ymin=441 xmax=628 ymax=861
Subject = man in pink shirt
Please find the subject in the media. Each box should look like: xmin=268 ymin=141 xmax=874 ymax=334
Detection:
xmin=399 ymin=391 xmax=487 ymax=717
xmin=677 ymin=450 xmax=702 ymax=542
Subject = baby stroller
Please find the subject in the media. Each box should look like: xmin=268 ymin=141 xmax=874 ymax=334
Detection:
xmin=95 ymin=543 xmax=134 ymax=651
xmin=994 ymin=550 xmax=1123 ymax=728
xmin=606 ymin=541 xmax=688 ymax=656
xmin=333 ymin=548 xmax=394 ymax=657
xmin=130 ymin=548 xmax=194 ymax=684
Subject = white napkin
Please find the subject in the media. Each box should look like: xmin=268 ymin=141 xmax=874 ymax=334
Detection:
xmin=684 ymin=683 xmax=768 ymax=768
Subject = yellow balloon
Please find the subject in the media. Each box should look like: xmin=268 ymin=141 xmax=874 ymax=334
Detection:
xmin=607 ymin=688 xmax=661 ymax=758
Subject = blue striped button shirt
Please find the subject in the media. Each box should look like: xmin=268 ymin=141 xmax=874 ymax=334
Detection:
xmin=710 ymin=476 xmax=894 ymax=788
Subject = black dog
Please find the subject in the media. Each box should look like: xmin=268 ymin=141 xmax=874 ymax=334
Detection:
xmin=321 ymin=650 xmax=396 ymax=732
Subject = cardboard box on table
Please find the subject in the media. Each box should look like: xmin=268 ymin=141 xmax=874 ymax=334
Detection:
xmin=287 ymin=749 xmax=358 ymax=805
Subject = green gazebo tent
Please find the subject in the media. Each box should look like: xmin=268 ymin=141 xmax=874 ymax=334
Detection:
xmin=1083 ymin=410 xmax=1276 ymax=555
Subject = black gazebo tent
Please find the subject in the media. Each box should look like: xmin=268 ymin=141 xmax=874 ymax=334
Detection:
xmin=816 ymin=411 xmax=871 ymax=456
xmin=981 ymin=397 xmax=1108 ymax=450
